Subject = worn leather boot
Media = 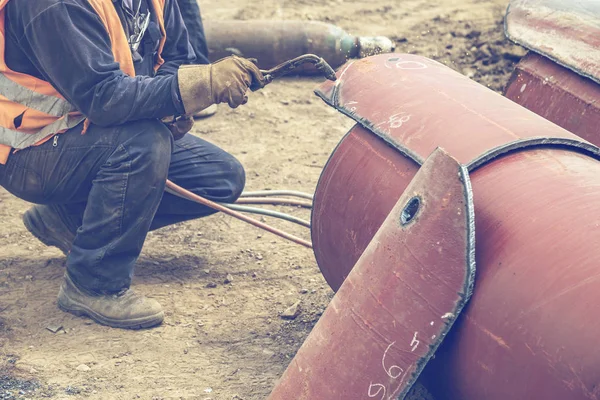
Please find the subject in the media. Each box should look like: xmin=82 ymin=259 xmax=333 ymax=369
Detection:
xmin=57 ymin=274 xmax=164 ymax=329
xmin=23 ymin=205 xmax=76 ymax=255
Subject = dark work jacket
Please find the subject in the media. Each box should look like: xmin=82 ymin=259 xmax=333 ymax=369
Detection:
xmin=4 ymin=0 xmax=195 ymax=126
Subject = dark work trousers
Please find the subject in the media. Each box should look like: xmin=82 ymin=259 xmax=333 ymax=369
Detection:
xmin=0 ymin=120 xmax=245 ymax=293
xmin=177 ymin=0 xmax=210 ymax=64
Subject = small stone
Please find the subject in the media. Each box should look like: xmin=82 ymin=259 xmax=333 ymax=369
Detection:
xmin=204 ymin=269 xmax=210 ymax=274
xmin=251 ymin=272 xmax=258 ymax=278
xmin=262 ymin=349 xmax=275 ymax=356
xmin=76 ymin=364 xmax=91 ymax=372
xmin=206 ymin=282 xmax=218 ymax=289
xmin=464 ymin=69 xmax=476 ymax=79
xmin=465 ymin=29 xmax=481 ymax=39
xmin=224 ymin=274 xmax=234 ymax=284
xmin=299 ymin=289 xmax=309 ymax=294
xmin=280 ymin=301 xmax=301 ymax=320
xmin=46 ymin=324 xmax=63 ymax=334
xmin=255 ymin=254 xmax=263 ymax=261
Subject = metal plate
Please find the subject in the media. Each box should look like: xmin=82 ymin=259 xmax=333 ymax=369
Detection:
xmin=315 ymin=54 xmax=599 ymax=169
xmin=310 ymin=53 xmax=600 ymax=399
xmin=312 ymin=53 xmax=600 ymax=292
xmin=505 ymin=52 xmax=600 ymax=146
xmin=269 ymin=148 xmax=475 ymax=400
xmin=505 ymin=0 xmax=600 ymax=84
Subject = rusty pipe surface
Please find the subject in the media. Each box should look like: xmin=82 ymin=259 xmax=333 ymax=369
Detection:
xmin=505 ymin=0 xmax=600 ymax=85
xmin=505 ymin=52 xmax=600 ymax=146
xmin=309 ymin=54 xmax=600 ymax=399
xmin=269 ymin=148 xmax=476 ymax=399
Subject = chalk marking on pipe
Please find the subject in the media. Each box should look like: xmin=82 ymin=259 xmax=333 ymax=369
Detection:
xmin=410 ymin=332 xmax=420 ymax=352
xmin=346 ymin=100 xmax=358 ymax=112
xmin=336 ymin=61 xmax=355 ymax=85
xmin=382 ymin=342 xmax=404 ymax=379
xmin=367 ymin=382 xmax=386 ymax=400
xmin=384 ymin=57 xmax=428 ymax=70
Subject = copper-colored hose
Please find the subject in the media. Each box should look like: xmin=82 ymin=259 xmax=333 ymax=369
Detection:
xmin=235 ymin=197 xmax=312 ymax=208
xmin=165 ymin=180 xmax=312 ymax=248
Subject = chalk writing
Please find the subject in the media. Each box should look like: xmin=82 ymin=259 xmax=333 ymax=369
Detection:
xmin=385 ymin=57 xmax=428 ymax=70
xmin=382 ymin=342 xmax=404 ymax=379
xmin=346 ymin=100 xmax=358 ymax=112
xmin=389 ymin=113 xmax=411 ymax=129
xmin=376 ymin=112 xmax=411 ymax=132
xmin=367 ymin=341 xmax=407 ymax=399
xmin=411 ymin=332 xmax=420 ymax=352
xmin=368 ymin=383 xmax=386 ymax=400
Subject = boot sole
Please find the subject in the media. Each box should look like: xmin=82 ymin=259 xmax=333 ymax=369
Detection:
xmin=23 ymin=211 xmax=70 ymax=256
xmin=58 ymin=289 xmax=164 ymax=330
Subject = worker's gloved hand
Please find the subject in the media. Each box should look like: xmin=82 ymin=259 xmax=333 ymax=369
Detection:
xmin=177 ymin=56 xmax=266 ymax=115
xmin=162 ymin=115 xmax=194 ymax=141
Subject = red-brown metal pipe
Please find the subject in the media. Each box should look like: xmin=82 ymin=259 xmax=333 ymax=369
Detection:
xmin=503 ymin=0 xmax=600 ymax=146
xmin=269 ymin=148 xmax=476 ymax=399
xmin=505 ymin=52 xmax=600 ymax=146
xmin=309 ymin=54 xmax=600 ymax=399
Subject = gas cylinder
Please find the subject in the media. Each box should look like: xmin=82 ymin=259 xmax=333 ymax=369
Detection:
xmin=204 ymin=20 xmax=394 ymax=73
xmin=308 ymin=54 xmax=600 ymax=399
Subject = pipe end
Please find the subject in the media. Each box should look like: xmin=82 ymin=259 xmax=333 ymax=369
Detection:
xmin=357 ymin=36 xmax=396 ymax=58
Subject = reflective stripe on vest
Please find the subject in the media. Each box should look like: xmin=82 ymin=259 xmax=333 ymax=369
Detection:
xmin=0 ymin=0 xmax=166 ymax=154
xmin=0 ymin=73 xmax=77 ymax=117
xmin=0 ymin=114 xmax=85 ymax=149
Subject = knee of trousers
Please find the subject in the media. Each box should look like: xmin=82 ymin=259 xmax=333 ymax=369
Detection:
xmin=222 ymin=155 xmax=246 ymax=203
xmin=118 ymin=119 xmax=173 ymax=182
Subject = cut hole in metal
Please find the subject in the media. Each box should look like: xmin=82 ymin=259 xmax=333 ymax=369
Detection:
xmin=401 ymin=197 xmax=421 ymax=225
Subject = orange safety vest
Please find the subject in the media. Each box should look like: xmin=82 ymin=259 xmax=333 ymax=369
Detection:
xmin=0 ymin=0 xmax=167 ymax=164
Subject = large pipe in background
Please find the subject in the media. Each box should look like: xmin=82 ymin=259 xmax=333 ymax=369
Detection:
xmin=309 ymin=54 xmax=600 ymax=399
xmin=204 ymin=20 xmax=394 ymax=73
xmin=503 ymin=0 xmax=600 ymax=146
xmin=505 ymin=52 xmax=600 ymax=146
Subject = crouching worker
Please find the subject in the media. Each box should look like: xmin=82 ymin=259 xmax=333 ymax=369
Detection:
xmin=0 ymin=0 xmax=265 ymax=329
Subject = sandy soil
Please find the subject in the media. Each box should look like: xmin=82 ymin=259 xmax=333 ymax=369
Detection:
xmin=0 ymin=0 xmax=526 ymax=399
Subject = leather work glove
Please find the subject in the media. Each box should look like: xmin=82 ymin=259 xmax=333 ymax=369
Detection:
xmin=177 ymin=56 xmax=266 ymax=115
xmin=162 ymin=115 xmax=194 ymax=141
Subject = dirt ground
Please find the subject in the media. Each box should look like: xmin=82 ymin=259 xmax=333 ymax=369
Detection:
xmin=0 ymin=0 xmax=527 ymax=399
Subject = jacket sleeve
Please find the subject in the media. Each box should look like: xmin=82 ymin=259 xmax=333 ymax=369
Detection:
xmin=13 ymin=1 xmax=185 ymax=126
xmin=155 ymin=0 xmax=196 ymax=77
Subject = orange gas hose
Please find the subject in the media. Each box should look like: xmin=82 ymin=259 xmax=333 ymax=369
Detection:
xmin=165 ymin=180 xmax=312 ymax=248
xmin=235 ymin=197 xmax=312 ymax=208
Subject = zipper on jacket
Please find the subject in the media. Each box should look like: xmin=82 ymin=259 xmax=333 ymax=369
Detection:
xmin=53 ymin=135 xmax=58 ymax=147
